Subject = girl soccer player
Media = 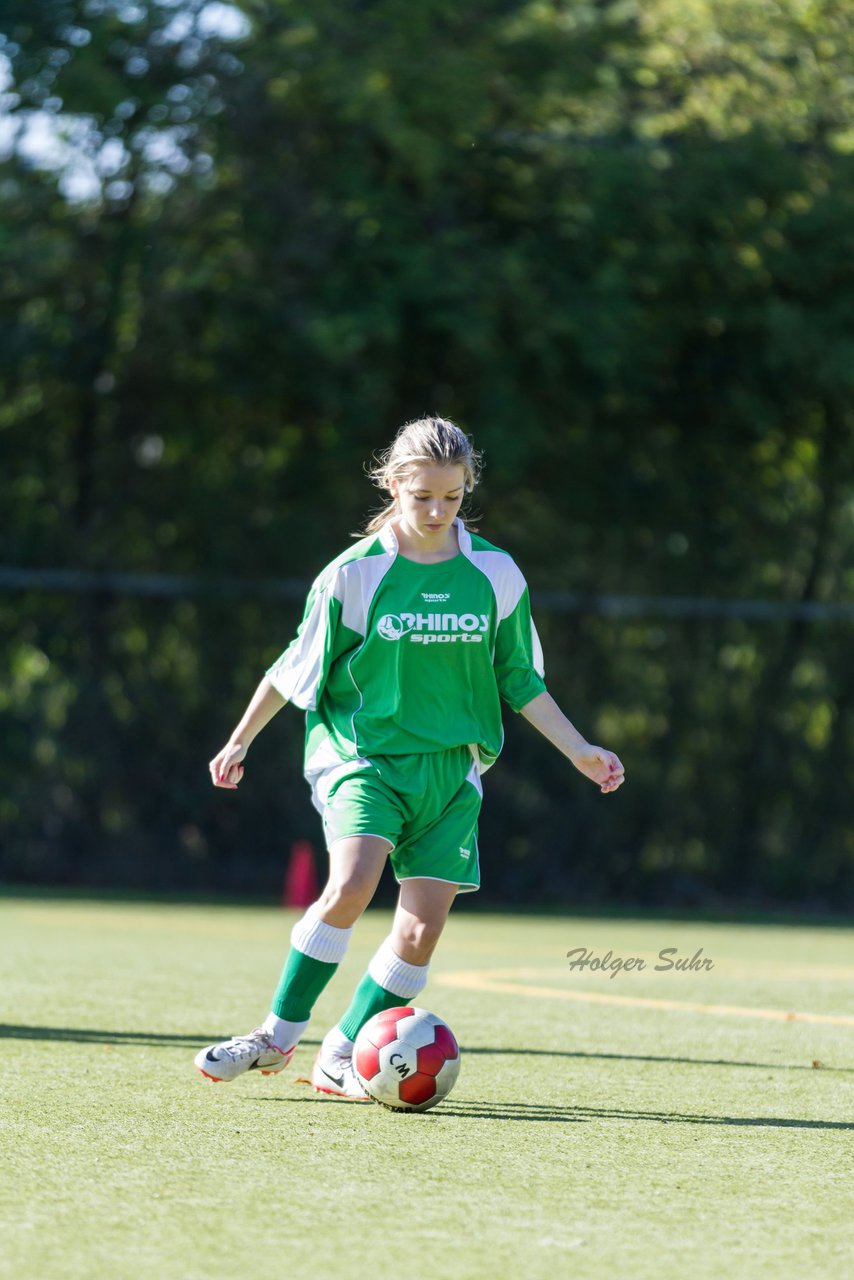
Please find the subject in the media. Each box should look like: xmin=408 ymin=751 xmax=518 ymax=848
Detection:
xmin=195 ymin=417 xmax=624 ymax=1097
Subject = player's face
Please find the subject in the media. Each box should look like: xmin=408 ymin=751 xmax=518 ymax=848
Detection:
xmin=391 ymin=464 xmax=467 ymax=545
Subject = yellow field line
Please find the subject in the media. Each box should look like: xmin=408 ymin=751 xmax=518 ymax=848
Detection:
xmin=435 ymin=969 xmax=854 ymax=1027
xmin=558 ymin=956 xmax=854 ymax=982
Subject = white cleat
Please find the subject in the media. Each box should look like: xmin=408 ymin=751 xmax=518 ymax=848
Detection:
xmin=310 ymin=1051 xmax=372 ymax=1102
xmin=195 ymin=1029 xmax=294 ymax=1082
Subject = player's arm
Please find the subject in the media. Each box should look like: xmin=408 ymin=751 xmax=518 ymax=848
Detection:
xmin=210 ymin=558 xmax=347 ymax=790
xmin=209 ymin=675 xmax=287 ymax=790
xmin=519 ymin=691 xmax=625 ymax=794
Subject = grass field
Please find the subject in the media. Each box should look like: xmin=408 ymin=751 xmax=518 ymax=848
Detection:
xmin=2 ymin=896 xmax=853 ymax=1279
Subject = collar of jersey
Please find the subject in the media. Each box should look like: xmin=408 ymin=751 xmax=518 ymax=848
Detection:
xmin=379 ymin=517 xmax=472 ymax=560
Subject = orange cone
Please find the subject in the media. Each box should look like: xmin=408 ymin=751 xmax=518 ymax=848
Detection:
xmin=283 ymin=840 xmax=319 ymax=908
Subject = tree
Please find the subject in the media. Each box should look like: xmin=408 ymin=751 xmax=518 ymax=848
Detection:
xmin=1 ymin=0 xmax=853 ymax=904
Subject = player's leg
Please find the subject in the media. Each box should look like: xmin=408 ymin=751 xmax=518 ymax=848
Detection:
xmin=263 ymin=834 xmax=391 ymax=1042
xmin=339 ymin=876 xmax=459 ymax=1031
xmin=194 ymin=834 xmax=391 ymax=1082
xmin=312 ymin=877 xmax=458 ymax=1098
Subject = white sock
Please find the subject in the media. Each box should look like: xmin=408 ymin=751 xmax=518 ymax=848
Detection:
xmin=320 ymin=1025 xmax=356 ymax=1060
xmin=291 ymin=904 xmax=353 ymax=963
xmin=369 ymin=937 xmax=429 ymax=1000
xmin=262 ymin=1012 xmax=309 ymax=1053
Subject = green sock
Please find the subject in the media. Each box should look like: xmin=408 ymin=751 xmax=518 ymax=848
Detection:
xmin=271 ymin=945 xmax=338 ymax=1022
xmin=337 ymin=973 xmax=408 ymax=1042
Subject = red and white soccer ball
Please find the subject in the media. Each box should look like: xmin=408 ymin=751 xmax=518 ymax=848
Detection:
xmin=354 ymin=1007 xmax=461 ymax=1112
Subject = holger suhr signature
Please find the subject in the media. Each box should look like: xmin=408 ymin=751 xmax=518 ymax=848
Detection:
xmin=566 ymin=947 xmax=714 ymax=979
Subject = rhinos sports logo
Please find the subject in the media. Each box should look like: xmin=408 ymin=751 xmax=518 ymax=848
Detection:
xmin=377 ymin=612 xmax=489 ymax=644
xmin=377 ymin=614 xmax=409 ymax=641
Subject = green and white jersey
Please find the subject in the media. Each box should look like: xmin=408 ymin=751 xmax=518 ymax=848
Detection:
xmin=266 ymin=519 xmax=546 ymax=810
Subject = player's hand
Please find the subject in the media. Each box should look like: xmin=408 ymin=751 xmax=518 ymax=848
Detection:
xmin=209 ymin=741 xmax=246 ymax=790
xmin=569 ymin=744 xmax=625 ymax=794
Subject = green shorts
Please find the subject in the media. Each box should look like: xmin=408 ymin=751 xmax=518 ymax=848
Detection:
xmin=320 ymin=747 xmax=482 ymax=893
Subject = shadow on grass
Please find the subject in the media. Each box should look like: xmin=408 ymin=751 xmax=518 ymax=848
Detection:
xmin=252 ymin=1095 xmax=854 ymax=1130
xmin=465 ymin=1045 xmax=853 ymax=1074
xmin=0 ymin=1023 xmax=323 ymax=1049
xmin=0 ymin=1025 xmax=849 ymax=1077
xmin=439 ymin=1100 xmax=854 ymax=1129
xmin=4 ymin=1024 xmax=848 ymax=1129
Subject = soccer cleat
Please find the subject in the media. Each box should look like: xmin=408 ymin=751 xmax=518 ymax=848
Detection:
xmin=309 ymin=1051 xmax=372 ymax=1102
xmin=194 ymin=1029 xmax=294 ymax=1082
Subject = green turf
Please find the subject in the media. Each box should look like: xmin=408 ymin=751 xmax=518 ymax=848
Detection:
xmin=2 ymin=898 xmax=852 ymax=1279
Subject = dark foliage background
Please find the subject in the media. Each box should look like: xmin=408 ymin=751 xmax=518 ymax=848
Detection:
xmin=2 ymin=0 xmax=853 ymax=907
